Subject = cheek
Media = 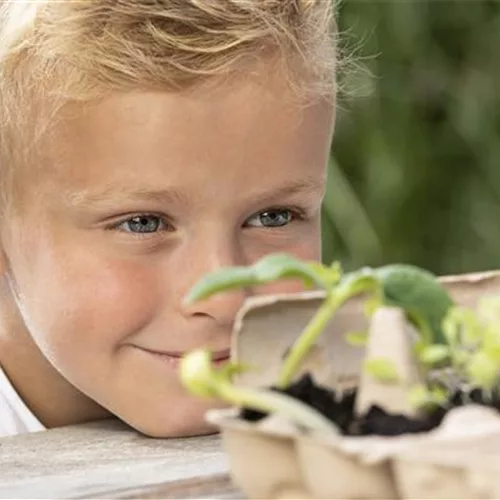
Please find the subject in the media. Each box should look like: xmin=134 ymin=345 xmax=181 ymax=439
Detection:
xmin=11 ymin=243 xmax=161 ymax=368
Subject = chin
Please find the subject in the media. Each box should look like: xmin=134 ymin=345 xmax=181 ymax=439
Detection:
xmin=135 ymin=419 xmax=220 ymax=439
xmin=121 ymin=398 xmax=228 ymax=438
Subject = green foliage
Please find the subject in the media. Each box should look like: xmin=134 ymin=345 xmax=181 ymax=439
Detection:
xmin=375 ymin=264 xmax=454 ymax=343
xmin=184 ymin=252 xmax=453 ymax=388
xmin=364 ymin=357 xmax=400 ymax=383
xmin=184 ymin=253 xmax=340 ymax=305
xmin=417 ymin=344 xmax=450 ymax=365
xmin=407 ymin=296 xmax=500 ymax=410
xmin=179 ymin=349 xmax=338 ymax=434
xmin=441 ymin=296 xmax=500 ymax=393
xmin=344 ymin=330 xmax=369 ymax=347
xmin=338 ymin=263 xmax=454 ymax=344
xmin=407 ymin=384 xmax=448 ymax=412
xmin=323 ymin=1 xmax=500 ymax=275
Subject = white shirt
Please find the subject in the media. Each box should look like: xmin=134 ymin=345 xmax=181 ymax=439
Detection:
xmin=0 ymin=365 xmax=45 ymax=438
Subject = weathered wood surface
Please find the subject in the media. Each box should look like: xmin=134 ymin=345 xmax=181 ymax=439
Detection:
xmin=0 ymin=419 xmax=242 ymax=499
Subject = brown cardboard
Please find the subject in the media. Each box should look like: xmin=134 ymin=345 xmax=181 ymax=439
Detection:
xmin=354 ymin=306 xmax=424 ymax=417
xmin=296 ymin=433 xmax=399 ymax=499
xmin=392 ymin=405 xmax=500 ymax=499
xmin=205 ymin=408 xmax=310 ymax=499
xmin=231 ymin=290 xmax=366 ymax=390
xmin=231 ymin=269 xmax=500 ymax=391
xmin=215 ymin=269 xmax=500 ymax=499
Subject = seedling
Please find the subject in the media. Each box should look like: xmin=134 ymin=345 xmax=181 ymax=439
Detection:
xmin=184 ymin=253 xmax=454 ymax=388
xmin=180 ymin=349 xmax=338 ymax=434
xmin=363 ymin=358 xmax=401 ymax=384
xmin=363 ymin=295 xmax=500 ymax=413
xmin=415 ymin=296 xmax=500 ymax=405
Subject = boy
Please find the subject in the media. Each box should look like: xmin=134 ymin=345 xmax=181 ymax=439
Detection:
xmin=0 ymin=0 xmax=337 ymax=438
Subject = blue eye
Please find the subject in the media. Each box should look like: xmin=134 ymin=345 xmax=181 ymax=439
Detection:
xmin=119 ymin=215 xmax=165 ymax=234
xmin=246 ymin=209 xmax=294 ymax=228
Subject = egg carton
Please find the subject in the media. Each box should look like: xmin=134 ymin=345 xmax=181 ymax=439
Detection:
xmin=207 ymin=270 xmax=500 ymax=499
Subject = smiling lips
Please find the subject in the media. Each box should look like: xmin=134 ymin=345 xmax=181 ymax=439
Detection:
xmin=138 ymin=346 xmax=231 ymax=369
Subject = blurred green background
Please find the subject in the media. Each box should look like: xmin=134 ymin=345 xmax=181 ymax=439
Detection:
xmin=321 ymin=0 xmax=500 ymax=276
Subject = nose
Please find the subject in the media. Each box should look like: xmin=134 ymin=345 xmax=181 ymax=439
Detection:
xmin=176 ymin=237 xmax=249 ymax=328
xmin=184 ymin=287 xmax=247 ymax=327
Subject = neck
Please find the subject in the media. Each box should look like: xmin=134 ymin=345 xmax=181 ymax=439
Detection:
xmin=0 ymin=278 xmax=111 ymax=428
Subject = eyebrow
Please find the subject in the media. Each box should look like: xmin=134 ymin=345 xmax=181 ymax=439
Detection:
xmin=66 ymin=177 xmax=325 ymax=209
xmin=66 ymin=185 xmax=190 ymax=209
xmin=242 ymin=178 xmax=326 ymax=206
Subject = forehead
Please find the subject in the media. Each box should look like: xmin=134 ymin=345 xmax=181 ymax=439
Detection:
xmin=33 ymin=69 xmax=335 ymax=205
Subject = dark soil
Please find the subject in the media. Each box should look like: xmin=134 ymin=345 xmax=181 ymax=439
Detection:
xmin=240 ymin=373 xmax=500 ymax=436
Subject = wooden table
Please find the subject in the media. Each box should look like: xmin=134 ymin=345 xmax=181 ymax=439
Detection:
xmin=0 ymin=419 xmax=243 ymax=499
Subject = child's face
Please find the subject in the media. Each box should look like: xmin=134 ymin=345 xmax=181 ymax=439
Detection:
xmin=0 ymin=70 xmax=334 ymax=436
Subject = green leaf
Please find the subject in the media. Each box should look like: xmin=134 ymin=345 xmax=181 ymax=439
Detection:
xmin=344 ymin=330 xmax=368 ymax=346
xmin=375 ymin=264 xmax=454 ymax=345
xmin=442 ymin=308 xmax=462 ymax=346
xmin=417 ymin=345 xmax=451 ymax=365
xmin=483 ymin=328 xmax=500 ymax=362
xmin=407 ymin=383 xmax=448 ymax=411
xmin=181 ymin=350 xmax=255 ymax=399
xmin=430 ymin=386 xmax=449 ymax=405
xmin=184 ymin=267 xmax=258 ymax=304
xmin=458 ymin=309 xmax=484 ymax=344
xmin=478 ymin=295 xmax=500 ymax=326
xmin=338 ymin=267 xmax=379 ymax=298
xmin=478 ymin=297 xmax=500 ymax=361
xmin=184 ymin=253 xmax=327 ymax=304
xmin=363 ymin=295 xmax=382 ymax=318
xmin=306 ymin=261 xmax=342 ymax=288
xmin=218 ymin=361 xmax=257 ymax=381
xmin=180 ymin=350 xmax=218 ymax=399
xmin=253 ymin=254 xmax=334 ymax=289
xmin=466 ymin=351 xmax=499 ymax=390
xmin=443 ymin=306 xmax=483 ymax=346
xmin=452 ymin=349 xmax=471 ymax=367
xmin=407 ymin=384 xmax=430 ymax=410
xmin=364 ymin=357 xmax=400 ymax=383
xmin=412 ymin=338 xmax=426 ymax=359
xmin=330 ymin=260 xmax=342 ymax=273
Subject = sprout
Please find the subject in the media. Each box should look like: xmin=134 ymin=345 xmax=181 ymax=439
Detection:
xmin=344 ymin=330 xmax=369 ymax=347
xmin=180 ymin=349 xmax=339 ymax=435
xmin=403 ymin=296 xmax=500 ymax=411
xmin=407 ymin=384 xmax=448 ymax=412
xmin=183 ymin=253 xmax=455 ymax=390
xmin=182 ymin=252 xmax=500 ymax=422
xmin=363 ymin=358 xmax=400 ymax=383
xmin=278 ymin=263 xmax=453 ymax=387
xmin=183 ymin=253 xmax=341 ymax=305
xmin=433 ymin=297 xmax=500 ymax=402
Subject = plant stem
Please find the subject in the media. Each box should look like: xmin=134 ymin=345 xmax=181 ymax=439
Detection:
xmin=276 ymin=272 xmax=381 ymax=389
xmin=277 ymin=291 xmax=344 ymax=388
xmin=218 ymin=383 xmax=338 ymax=434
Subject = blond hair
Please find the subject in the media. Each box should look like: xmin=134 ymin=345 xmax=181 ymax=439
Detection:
xmin=0 ymin=0 xmax=338 ymax=199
